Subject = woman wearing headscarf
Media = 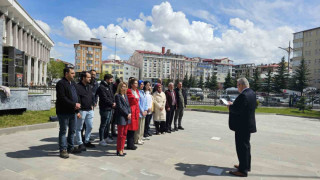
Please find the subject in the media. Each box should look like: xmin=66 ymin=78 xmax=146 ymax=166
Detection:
xmin=126 ymin=78 xmax=140 ymax=150
xmin=134 ymin=80 xmax=148 ymax=145
xmin=152 ymin=83 xmax=166 ymax=134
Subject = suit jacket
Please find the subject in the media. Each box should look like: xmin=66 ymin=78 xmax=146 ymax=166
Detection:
xmin=175 ymin=87 xmax=187 ymax=108
xmin=115 ymin=94 xmax=131 ymax=125
xmin=165 ymin=89 xmax=177 ymax=110
xmin=229 ymin=88 xmax=257 ymax=133
xmin=56 ymin=77 xmax=80 ymax=114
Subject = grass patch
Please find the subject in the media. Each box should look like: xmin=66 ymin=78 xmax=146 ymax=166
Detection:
xmin=187 ymin=105 xmax=320 ymax=118
xmin=0 ymin=108 xmax=56 ymax=128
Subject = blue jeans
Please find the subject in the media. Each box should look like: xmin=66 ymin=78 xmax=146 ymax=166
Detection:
xmin=75 ymin=110 xmax=94 ymax=145
xmin=58 ymin=113 xmax=76 ymax=151
xmin=99 ymin=109 xmax=112 ymax=141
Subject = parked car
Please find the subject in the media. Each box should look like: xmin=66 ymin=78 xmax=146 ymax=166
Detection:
xmin=263 ymin=97 xmax=281 ymax=106
xmin=307 ymin=99 xmax=320 ymax=108
xmin=207 ymin=92 xmax=218 ymax=99
xmin=256 ymin=95 xmax=265 ymax=103
xmin=189 ymin=88 xmax=204 ymax=100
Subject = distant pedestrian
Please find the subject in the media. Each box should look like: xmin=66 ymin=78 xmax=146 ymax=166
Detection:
xmin=56 ymin=67 xmax=82 ymax=159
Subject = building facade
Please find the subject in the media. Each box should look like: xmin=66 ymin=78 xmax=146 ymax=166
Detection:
xmin=202 ymin=58 xmax=235 ymax=83
xmin=101 ymin=60 xmax=139 ymax=82
xmin=129 ymin=47 xmax=187 ymax=84
xmin=234 ymin=63 xmax=256 ymax=79
xmin=0 ymin=0 xmax=54 ymax=86
xmin=74 ymin=38 xmax=102 ymax=75
xmin=293 ymin=27 xmax=320 ymax=89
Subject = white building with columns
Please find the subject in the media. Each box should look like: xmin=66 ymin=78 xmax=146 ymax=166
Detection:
xmin=0 ymin=0 xmax=54 ymax=86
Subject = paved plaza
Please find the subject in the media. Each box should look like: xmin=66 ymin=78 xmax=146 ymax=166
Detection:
xmin=0 ymin=110 xmax=319 ymax=180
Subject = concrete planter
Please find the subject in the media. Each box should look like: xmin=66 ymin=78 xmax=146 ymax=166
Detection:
xmin=27 ymin=94 xmax=51 ymax=111
xmin=0 ymin=88 xmax=28 ymax=110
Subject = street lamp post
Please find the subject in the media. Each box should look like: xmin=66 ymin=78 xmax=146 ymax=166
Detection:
xmin=279 ymin=41 xmax=293 ymax=72
xmin=103 ymin=34 xmax=125 ymax=78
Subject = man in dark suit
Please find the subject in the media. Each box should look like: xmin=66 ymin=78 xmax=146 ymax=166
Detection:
xmin=56 ymin=67 xmax=82 ymax=158
xmin=174 ymin=82 xmax=187 ymax=131
xmin=227 ymin=77 xmax=257 ymax=177
xmin=165 ymin=82 xmax=177 ymax=133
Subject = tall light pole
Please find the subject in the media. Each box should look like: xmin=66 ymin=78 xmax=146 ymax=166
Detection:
xmin=279 ymin=41 xmax=293 ymax=72
xmin=103 ymin=34 xmax=125 ymax=78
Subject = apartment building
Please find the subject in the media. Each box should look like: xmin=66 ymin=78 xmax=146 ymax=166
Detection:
xmin=201 ymin=58 xmax=234 ymax=83
xmin=293 ymin=27 xmax=320 ymax=89
xmin=234 ymin=63 xmax=256 ymax=78
xmin=0 ymin=0 xmax=54 ymax=86
xmin=256 ymin=63 xmax=279 ymax=79
xmin=101 ymin=60 xmax=139 ymax=82
xmin=74 ymin=38 xmax=102 ymax=75
xmin=128 ymin=47 xmax=185 ymax=83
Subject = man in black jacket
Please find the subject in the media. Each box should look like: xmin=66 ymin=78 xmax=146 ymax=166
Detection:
xmin=227 ymin=78 xmax=257 ymax=177
xmin=75 ymin=71 xmax=96 ymax=151
xmin=95 ymin=74 xmax=115 ymax=146
xmin=56 ymin=67 xmax=82 ymax=159
xmin=174 ymin=82 xmax=187 ymax=131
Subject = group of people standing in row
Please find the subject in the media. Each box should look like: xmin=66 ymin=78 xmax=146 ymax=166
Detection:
xmin=55 ymin=67 xmax=187 ymax=159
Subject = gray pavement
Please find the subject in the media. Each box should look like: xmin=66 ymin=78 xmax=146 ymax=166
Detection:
xmin=0 ymin=110 xmax=320 ymax=180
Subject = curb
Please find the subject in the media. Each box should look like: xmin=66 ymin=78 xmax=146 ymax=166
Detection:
xmin=0 ymin=122 xmax=58 ymax=136
xmin=185 ymin=109 xmax=319 ymax=120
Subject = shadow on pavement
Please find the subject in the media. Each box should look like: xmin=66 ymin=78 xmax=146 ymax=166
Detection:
xmin=6 ymin=136 xmax=121 ymax=159
xmin=174 ymin=162 xmax=234 ymax=177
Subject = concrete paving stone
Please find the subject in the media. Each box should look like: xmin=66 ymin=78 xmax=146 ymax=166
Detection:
xmin=0 ymin=110 xmax=320 ymax=179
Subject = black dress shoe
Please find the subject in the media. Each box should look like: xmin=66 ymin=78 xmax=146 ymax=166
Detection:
xmin=171 ymin=129 xmax=175 ymax=132
xmin=112 ymin=133 xmax=118 ymax=137
xmin=155 ymin=132 xmax=160 ymax=135
xmin=148 ymin=132 xmax=153 ymax=136
xmin=126 ymin=146 xmax=137 ymax=150
xmin=229 ymin=171 xmax=247 ymax=177
xmin=78 ymin=144 xmax=87 ymax=151
xmin=174 ymin=127 xmax=179 ymax=131
xmin=178 ymin=126 xmax=184 ymax=130
xmin=166 ymin=130 xmax=171 ymax=133
xmin=116 ymin=151 xmax=125 ymax=156
xmin=84 ymin=142 xmax=96 ymax=148
xmin=234 ymin=165 xmax=250 ymax=172
xmin=67 ymin=147 xmax=82 ymax=154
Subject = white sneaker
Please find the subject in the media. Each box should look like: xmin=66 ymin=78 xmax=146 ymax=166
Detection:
xmin=142 ymin=137 xmax=149 ymax=140
xmin=137 ymin=140 xmax=144 ymax=145
xmin=99 ymin=140 xmax=107 ymax=146
xmin=105 ymin=138 xmax=113 ymax=143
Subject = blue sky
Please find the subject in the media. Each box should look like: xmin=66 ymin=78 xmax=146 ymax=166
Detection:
xmin=18 ymin=0 xmax=320 ymax=65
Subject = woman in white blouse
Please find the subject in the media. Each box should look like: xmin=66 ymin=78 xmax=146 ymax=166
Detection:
xmin=143 ymin=81 xmax=153 ymax=138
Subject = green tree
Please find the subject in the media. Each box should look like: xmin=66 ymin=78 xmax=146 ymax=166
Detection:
xmin=209 ymin=73 xmax=218 ymax=91
xmin=263 ymin=68 xmax=274 ymax=105
xmin=205 ymin=75 xmax=211 ymax=89
xmin=174 ymin=78 xmax=180 ymax=87
xmin=291 ymin=58 xmax=310 ymax=95
xmin=223 ymin=72 xmax=233 ymax=89
xmin=47 ymin=59 xmax=65 ymax=82
xmin=251 ymin=69 xmax=261 ymax=92
xmin=183 ymin=73 xmax=189 ymax=88
xmin=198 ymin=74 xmax=204 ymax=90
xmin=274 ymin=57 xmax=288 ymax=93
xmin=189 ymin=74 xmax=197 ymax=88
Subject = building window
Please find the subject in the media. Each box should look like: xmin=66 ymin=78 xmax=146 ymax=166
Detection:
xmin=95 ymin=54 xmax=99 ymax=58
xmin=87 ymin=54 xmax=93 ymax=58
xmin=88 ymin=47 xmax=92 ymax=51
xmin=293 ymin=50 xmax=302 ymax=57
xmin=87 ymin=60 xmax=93 ymax=64
xmin=95 ymin=48 xmax=100 ymax=52
xmin=294 ymin=32 xmax=303 ymax=40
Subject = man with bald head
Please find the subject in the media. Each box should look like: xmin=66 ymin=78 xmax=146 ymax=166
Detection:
xmin=227 ymin=77 xmax=257 ymax=177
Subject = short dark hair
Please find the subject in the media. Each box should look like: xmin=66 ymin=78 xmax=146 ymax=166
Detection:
xmin=104 ymin=74 xmax=113 ymax=81
xmin=89 ymin=69 xmax=96 ymax=73
xmin=80 ymin=71 xmax=88 ymax=81
xmin=63 ymin=67 xmax=74 ymax=77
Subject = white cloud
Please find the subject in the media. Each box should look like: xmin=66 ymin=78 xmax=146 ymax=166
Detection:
xmin=62 ymin=16 xmax=94 ymax=40
xmin=57 ymin=42 xmax=73 ymax=48
xmin=59 ymin=1 xmax=294 ymax=64
xmin=107 ymin=54 xmax=121 ymax=60
xmin=35 ymin=20 xmax=51 ymax=35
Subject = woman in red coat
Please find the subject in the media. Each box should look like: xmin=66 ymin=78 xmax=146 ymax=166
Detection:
xmin=126 ymin=78 xmax=140 ymax=150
